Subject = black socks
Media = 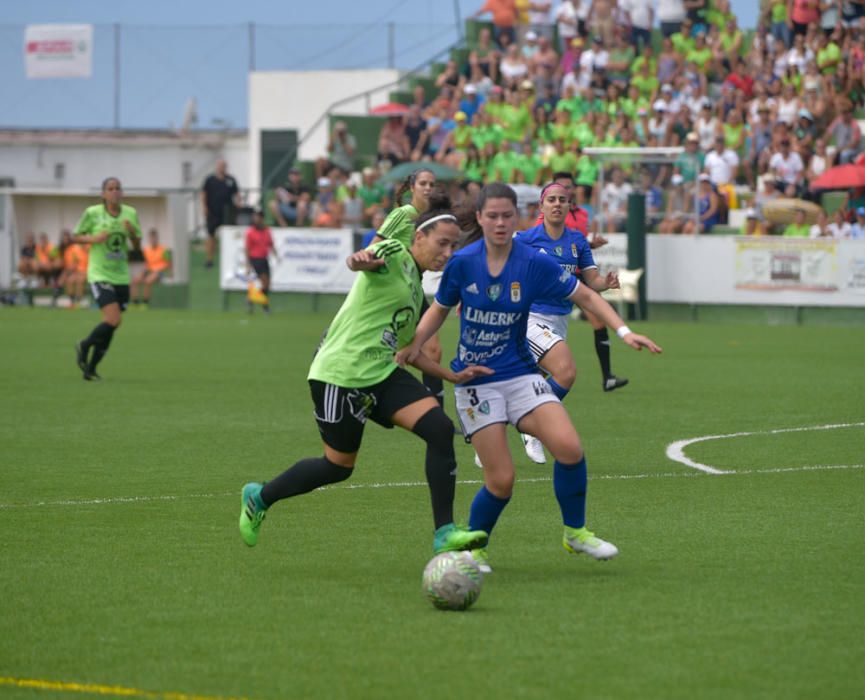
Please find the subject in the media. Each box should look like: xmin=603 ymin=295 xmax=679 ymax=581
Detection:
xmin=412 ymin=408 xmax=457 ymax=529
xmin=594 ymin=327 xmax=612 ymax=380
xmin=260 ymin=456 xmax=352 ymax=507
xmin=82 ymin=322 xmax=116 ymax=371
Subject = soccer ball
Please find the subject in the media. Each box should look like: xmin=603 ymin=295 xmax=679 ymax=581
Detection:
xmin=421 ymin=551 xmax=483 ymax=611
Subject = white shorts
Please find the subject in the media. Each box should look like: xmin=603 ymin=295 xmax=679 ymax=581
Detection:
xmin=526 ymin=312 xmax=569 ymax=362
xmin=455 ymin=374 xmax=560 ymax=438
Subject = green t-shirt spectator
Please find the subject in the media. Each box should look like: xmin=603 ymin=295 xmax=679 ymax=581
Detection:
xmin=675 ymin=151 xmax=704 ymax=182
xmin=491 ymin=150 xmax=522 ymax=182
xmin=515 ymin=152 xmax=544 ymax=184
xmin=534 ymin=123 xmax=555 ymax=146
xmin=671 ymin=33 xmax=696 ymax=56
xmin=817 ymin=42 xmax=841 ymax=75
xmin=783 ymin=222 xmax=810 ymax=237
xmin=686 ymin=47 xmax=713 ymax=70
xmin=573 ymin=122 xmax=595 ymax=147
xmin=608 ymin=46 xmax=636 ymax=83
xmin=630 ymin=56 xmax=657 ymax=77
xmin=719 ymin=29 xmax=744 ymax=56
xmin=705 ymin=8 xmax=734 ymax=28
xmin=576 ymin=155 xmax=600 ymax=186
xmin=632 ymin=74 xmax=660 ymax=99
xmin=552 ymin=122 xmax=579 ymax=145
xmin=500 ymin=104 xmax=531 ymax=143
xmin=770 ymin=0 xmax=787 ymax=22
xmin=473 ymin=123 xmax=505 ymax=150
xmin=359 ymin=182 xmax=387 ymax=209
xmin=548 ymin=150 xmax=578 ymax=174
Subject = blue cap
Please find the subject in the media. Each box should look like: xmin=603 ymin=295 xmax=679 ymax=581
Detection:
xmin=857 ymin=206 xmax=865 ymax=216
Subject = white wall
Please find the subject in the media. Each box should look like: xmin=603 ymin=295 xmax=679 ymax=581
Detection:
xmin=248 ymin=69 xmax=400 ymax=191
xmin=647 ymin=235 xmax=865 ymax=307
xmin=0 ymin=132 xmax=248 ymax=193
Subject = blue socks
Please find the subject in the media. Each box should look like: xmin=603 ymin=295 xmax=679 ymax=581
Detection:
xmin=553 ymin=457 xmax=588 ymax=529
xmin=468 ymin=486 xmax=511 ymax=536
xmin=546 ymin=376 xmax=570 ymax=400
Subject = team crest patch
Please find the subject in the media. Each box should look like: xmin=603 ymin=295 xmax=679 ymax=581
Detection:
xmin=486 ymin=284 xmax=502 ymax=301
xmin=478 ymin=400 xmax=491 ymax=415
xmin=571 ymin=243 xmax=578 ymax=257
xmin=554 ymin=246 xmax=563 ymax=257
xmin=510 ymin=282 xmax=521 ymax=302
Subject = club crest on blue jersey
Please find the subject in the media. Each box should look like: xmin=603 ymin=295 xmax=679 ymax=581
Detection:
xmin=510 ymin=282 xmax=521 ymax=302
xmin=571 ymin=243 xmax=578 ymax=257
xmin=486 ymin=284 xmax=502 ymax=301
xmin=554 ymin=246 xmax=563 ymax=257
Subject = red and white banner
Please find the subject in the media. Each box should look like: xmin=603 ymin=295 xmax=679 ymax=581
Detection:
xmin=25 ymin=24 xmax=93 ymax=79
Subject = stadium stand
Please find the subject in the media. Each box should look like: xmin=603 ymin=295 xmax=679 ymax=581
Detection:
xmin=273 ymin=6 xmax=865 ymax=237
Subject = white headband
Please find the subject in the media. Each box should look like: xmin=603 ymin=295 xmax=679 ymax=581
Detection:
xmin=416 ymin=214 xmax=457 ymax=231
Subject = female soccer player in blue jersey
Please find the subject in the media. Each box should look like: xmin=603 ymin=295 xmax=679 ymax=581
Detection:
xmin=238 ymin=207 xmax=491 ymax=556
xmin=515 ymin=182 xmax=622 ymax=464
xmin=397 ymin=183 xmax=662 ymax=572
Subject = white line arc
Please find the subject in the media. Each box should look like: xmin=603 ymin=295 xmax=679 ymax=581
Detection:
xmin=665 ymin=422 xmax=865 ymax=474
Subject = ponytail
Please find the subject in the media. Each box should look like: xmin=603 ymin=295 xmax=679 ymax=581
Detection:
xmin=394 ymin=167 xmax=435 ymax=207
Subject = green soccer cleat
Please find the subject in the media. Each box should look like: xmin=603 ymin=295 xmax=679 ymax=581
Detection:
xmin=433 ymin=523 xmax=488 ymax=554
xmin=470 ymin=547 xmax=492 ymax=574
xmin=239 ymin=482 xmax=267 ymax=547
xmin=563 ymin=526 xmax=619 ymax=560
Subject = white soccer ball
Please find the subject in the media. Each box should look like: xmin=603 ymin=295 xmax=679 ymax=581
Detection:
xmin=421 ymin=551 xmax=483 ymax=611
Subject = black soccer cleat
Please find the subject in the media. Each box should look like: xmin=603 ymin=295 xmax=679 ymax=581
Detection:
xmin=603 ymin=376 xmax=629 ymax=392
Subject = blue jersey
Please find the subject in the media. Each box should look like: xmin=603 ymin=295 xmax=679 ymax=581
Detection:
xmin=515 ymin=224 xmax=597 ymax=317
xmin=435 ymin=238 xmax=579 ymax=385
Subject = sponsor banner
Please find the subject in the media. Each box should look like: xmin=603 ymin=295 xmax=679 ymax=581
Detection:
xmin=25 ymin=24 xmax=93 ymax=79
xmin=735 ymin=238 xmax=838 ymax=292
xmin=219 ymin=226 xmax=355 ymax=293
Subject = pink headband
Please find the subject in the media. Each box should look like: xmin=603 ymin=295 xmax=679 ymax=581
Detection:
xmin=539 ymin=182 xmax=568 ymax=203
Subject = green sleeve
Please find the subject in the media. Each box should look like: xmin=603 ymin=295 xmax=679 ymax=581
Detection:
xmin=377 ymin=206 xmax=417 ymax=248
xmin=74 ymin=207 xmax=94 ymax=235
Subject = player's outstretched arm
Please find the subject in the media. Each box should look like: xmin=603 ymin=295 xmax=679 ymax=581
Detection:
xmin=408 ymin=350 xmax=494 ymax=384
xmin=569 ymin=283 xmax=662 ymax=354
xmin=395 ymin=301 xmax=450 ymax=366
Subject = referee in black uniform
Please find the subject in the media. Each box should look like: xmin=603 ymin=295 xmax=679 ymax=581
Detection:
xmin=200 ymin=158 xmax=241 ymax=268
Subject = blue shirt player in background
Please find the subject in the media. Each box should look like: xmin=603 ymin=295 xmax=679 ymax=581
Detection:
xmin=514 ymin=182 xmax=622 ymax=464
xmin=398 ymin=183 xmax=663 ymax=574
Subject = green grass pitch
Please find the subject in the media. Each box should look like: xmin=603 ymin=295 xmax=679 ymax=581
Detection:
xmin=1 ymin=307 xmax=863 ymax=699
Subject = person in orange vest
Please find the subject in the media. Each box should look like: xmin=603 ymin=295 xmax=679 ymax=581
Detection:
xmin=34 ymin=232 xmax=62 ymax=288
xmin=131 ymin=228 xmax=171 ymax=307
xmin=67 ymin=241 xmax=89 ymax=307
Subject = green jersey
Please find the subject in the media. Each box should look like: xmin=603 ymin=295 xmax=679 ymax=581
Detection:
xmin=377 ymin=204 xmax=419 ymax=248
xmin=308 ymin=240 xmax=423 ymax=387
xmin=75 ymin=203 xmax=142 ymax=284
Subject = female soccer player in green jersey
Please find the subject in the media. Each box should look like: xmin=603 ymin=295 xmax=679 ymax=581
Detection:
xmin=73 ymin=177 xmax=142 ymax=380
xmin=238 ymin=206 xmax=492 ymax=555
xmin=375 ymin=168 xmax=450 ymax=410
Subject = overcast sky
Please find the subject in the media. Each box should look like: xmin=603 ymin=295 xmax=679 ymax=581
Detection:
xmin=1 ymin=0 xmax=759 ymax=130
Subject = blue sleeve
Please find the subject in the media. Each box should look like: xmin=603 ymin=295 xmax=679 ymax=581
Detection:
xmin=435 ymin=256 xmax=462 ymax=308
xmin=531 ymin=252 xmax=578 ymax=301
xmin=577 ymin=235 xmax=596 ymax=270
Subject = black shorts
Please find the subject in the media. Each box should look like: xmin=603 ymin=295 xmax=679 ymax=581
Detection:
xmin=90 ymin=282 xmax=130 ymax=311
xmin=309 ymin=367 xmax=433 ymax=453
xmin=206 ymin=215 xmax=223 ymax=237
xmin=250 ymin=258 xmax=270 ymax=278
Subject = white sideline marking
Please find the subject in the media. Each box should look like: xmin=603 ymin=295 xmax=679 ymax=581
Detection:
xmin=0 ymin=463 xmax=862 ymax=510
xmin=665 ymin=422 xmax=865 ymax=474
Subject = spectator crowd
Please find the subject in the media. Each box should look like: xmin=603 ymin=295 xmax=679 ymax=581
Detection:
xmin=284 ymin=0 xmax=865 ymax=237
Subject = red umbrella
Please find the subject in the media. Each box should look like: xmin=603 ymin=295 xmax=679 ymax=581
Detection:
xmin=369 ymin=102 xmax=410 ymax=117
xmin=810 ymin=163 xmax=865 ymax=191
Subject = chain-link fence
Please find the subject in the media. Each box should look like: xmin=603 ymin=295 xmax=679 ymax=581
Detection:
xmin=0 ymin=22 xmax=460 ymax=130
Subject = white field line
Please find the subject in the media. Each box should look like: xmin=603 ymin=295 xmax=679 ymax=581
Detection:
xmin=1 ymin=463 xmax=863 ymax=510
xmin=665 ymin=422 xmax=865 ymax=474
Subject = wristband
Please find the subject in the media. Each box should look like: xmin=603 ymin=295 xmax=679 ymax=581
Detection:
xmin=616 ymin=326 xmax=632 ymax=339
